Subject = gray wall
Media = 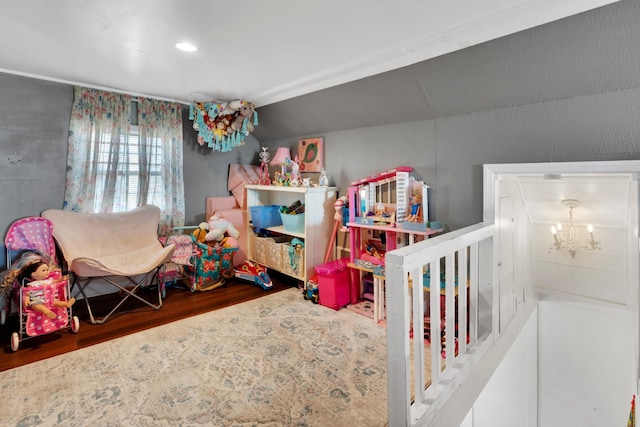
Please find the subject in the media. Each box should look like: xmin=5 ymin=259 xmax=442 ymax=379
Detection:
xmin=254 ymin=0 xmax=640 ymax=142
xmin=266 ymin=86 xmax=640 ymax=232
xmin=182 ymin=131 xmax=260 ymax=225
xmin=0 ymin=74 xmax=70 ymax=267
xmin=0 ymin=74 xmax=259 ymax=268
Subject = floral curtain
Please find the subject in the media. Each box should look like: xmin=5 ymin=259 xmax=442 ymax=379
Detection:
xmin=137 ymin=97 xmax=185 ymax=235
xmin=64 ymin=87 xmax=185 ymax=235
xmin=64 ymin=87 xmax=132 ymax=213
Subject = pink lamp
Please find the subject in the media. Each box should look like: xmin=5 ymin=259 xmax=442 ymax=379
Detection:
xmin=271 ymin=147 xmax=292 ymax=177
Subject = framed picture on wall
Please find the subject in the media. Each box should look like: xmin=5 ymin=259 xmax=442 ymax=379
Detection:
xmin=298 ymin=137 xmax=324 ymax=172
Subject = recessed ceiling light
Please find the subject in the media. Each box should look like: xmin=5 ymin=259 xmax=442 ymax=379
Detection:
xmin=175 ymin=42 xmax=197 ymax=52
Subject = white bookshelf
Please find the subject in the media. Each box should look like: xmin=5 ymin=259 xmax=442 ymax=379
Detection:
xmin=245 ymin=185 xmax=338 ymax=283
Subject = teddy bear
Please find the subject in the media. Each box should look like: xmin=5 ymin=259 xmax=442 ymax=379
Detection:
xmin=205 ymin=213 xmax=240 ymax=244
xmin=231 ymin=102 xmax=256 ymax=133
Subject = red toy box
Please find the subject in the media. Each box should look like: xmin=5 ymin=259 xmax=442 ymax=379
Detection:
xmin=315 ymin=257 xmax=351 ymax=310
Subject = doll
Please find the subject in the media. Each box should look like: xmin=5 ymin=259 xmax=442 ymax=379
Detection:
xmin=406 ymin=192 xmax=422 ymax=222
xmin=18 ymin=261 xmax=75 ymax=319
xmin=289 ymin=157 xmax=301 ymax=187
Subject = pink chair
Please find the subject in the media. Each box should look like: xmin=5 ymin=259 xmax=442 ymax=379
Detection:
xmin=205 ymin=164 xmax=261 ymax=267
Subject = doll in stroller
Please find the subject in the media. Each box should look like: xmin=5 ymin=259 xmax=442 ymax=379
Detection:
xmin=3 ymin=251 xmax=80 ymax=351
xmin=18 ymin=261 xmax=75 ymax=319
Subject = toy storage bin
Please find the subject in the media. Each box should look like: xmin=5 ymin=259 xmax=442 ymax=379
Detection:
xmin=266 ymin=237 xmax=288 ymax=270
xmin=250 ymin=205 xmax=283 ymax=229
xmin=251 ymin=233 xmax=288 ymax=268
xmin=251 ymin=233 xmax=268 ymax=265
xmin=315 ymin=257 xmax=351 ymax=310
xmin=280 ymin=212 xmax=305 ymax=233
xmin=281 ymin=241 xmax=305 ymax=279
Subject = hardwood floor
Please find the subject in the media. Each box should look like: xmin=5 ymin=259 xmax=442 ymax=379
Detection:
xmin=0 ymin=274 xmax=296 ymax=372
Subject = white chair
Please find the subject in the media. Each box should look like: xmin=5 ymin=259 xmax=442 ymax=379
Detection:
xmin=41 ymin=205 xmax=175 ymax=324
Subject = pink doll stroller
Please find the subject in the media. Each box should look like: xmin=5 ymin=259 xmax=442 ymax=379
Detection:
xmin=159 ymin=227 xmax=200 ymax=292
xmin=4 ymin=217 xmax=79 ymax=351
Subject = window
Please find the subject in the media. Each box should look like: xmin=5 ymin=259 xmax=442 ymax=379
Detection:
xmin=65 ymin=87 xmax=185 ymax=235
xmin=92 ymin=125 xmax=165 ymax=213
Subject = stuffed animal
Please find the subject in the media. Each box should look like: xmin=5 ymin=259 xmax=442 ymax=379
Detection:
xmin=205 ymin=213 xmax=240 ymax=243
xmin=192 ymin=222 xmax=209 ymax=243
xmin=220 ymin=236 xmax=239 ymax=249
xmin=231 ymin=102 xmax=256 ymax=133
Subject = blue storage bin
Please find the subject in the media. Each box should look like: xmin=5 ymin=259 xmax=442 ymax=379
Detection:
xmin=280 ymin=212 xmax=305 ymax=233
xmin=250 ymin=205 xmax=283 ymax=229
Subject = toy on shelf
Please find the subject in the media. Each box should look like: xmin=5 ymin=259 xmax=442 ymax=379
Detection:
xmin=289 ymin=156 xmax=301 ymax=187
xmin=271 ymin=147 xmax=297 ymax=186
xmin=365 ymin=243 xmax=384 ymax=262
xmin=346 ymin=166 xmax=440 ymax=311
xmin=318 ymin=169 xmax=329 ymax=187
xmin=406 ymin=187 xmax=423 ymax=222
xmin=258 ymin=147 xmax=272 ymax=186
xmin=349 ymin=166 xmax=429 ymax=227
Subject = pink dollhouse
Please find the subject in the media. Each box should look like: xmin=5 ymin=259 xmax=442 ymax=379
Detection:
xmin=346 ymin=166 xmax=440 ymax=320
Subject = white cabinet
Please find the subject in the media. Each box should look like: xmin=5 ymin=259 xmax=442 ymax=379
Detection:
xmin=245 ymin=185 xmax=338 ymax=283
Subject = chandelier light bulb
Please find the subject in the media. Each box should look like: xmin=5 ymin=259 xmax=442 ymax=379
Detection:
xmin=549 ymin=199 xmax=600 ymax=258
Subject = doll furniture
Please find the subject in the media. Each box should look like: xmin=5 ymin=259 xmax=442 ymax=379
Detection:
xmin=3 ymin=216 xmax=80 ymax=351
xmin=41 ymin=205 xmax=175 ymax=324
xmin=3 ymin=216 xmax=61 ymax=324
xmin=346 ymin=167 xmax=441 ymax=322
xmin=12 ymin=274 xmax=79 ymax=351
xmin=205 ymin=163 xmax=261 ymax=267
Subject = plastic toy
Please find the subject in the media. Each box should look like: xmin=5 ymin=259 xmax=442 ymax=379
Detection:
xmin=289 ymin=156 xmax=301 ymax=187
xmin=234 ymin=260 xmax=272 ymax=290
xmin=258 ymin=147 xmax=272 ymax=186
xmin=318 ymin=169 xmax=329 ymax=187
xmin=303 ymin=281 xmax=319 ymax=304
xmin=406 ymin=189 xmax=423 ymax=222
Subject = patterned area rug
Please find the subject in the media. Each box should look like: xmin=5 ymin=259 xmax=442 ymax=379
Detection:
xmin=346 ymin=299 xmax=385 ymax=321
xmin=1 ymin=288 xmax=389 ymax=426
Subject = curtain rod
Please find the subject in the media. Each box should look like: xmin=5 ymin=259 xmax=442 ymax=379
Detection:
xmin=0 ymin=68 xmax=191 ymax=106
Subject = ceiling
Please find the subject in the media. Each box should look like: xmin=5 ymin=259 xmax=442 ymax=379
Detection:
xmin=0 ymin=0 xmax=618 ymax=109
xmin=514 ymin=174 xmax=632 ymax=230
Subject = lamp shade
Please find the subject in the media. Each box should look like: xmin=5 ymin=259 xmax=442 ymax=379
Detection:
xmin=271 ymin=147 xmax=292 ymax=166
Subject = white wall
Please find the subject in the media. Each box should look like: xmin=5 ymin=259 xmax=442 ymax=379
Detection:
xmin=538 ymin=299 xmax=635 ymax=426
xmin=468 ymin=305 xmax=538 ymax=427
xmin=533 ymin=224 xmax=628 ymax=304
xmin=463 ymin=299 xmax=636 ymax=426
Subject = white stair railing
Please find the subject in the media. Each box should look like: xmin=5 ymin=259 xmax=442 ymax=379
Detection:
xmin=386 ymin=223 xmax=496 ymax=426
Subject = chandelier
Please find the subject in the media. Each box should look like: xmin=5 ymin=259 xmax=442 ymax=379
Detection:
xmin=549 ymin=199 xmax=600 ymax=258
